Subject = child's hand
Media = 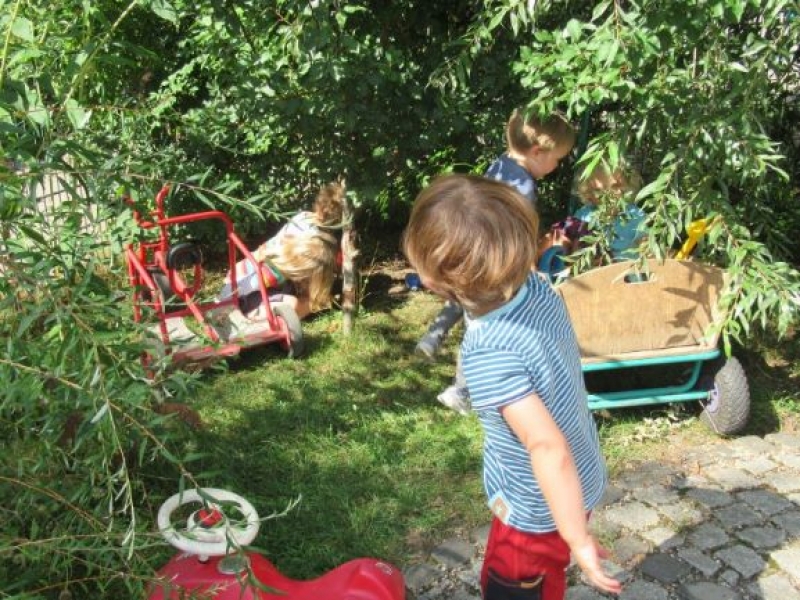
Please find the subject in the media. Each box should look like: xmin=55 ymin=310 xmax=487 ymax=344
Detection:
xmin=551 ymin=229 xmax=571 ymax=251
xmin=572 ymin=535 xmax=622 ymax=595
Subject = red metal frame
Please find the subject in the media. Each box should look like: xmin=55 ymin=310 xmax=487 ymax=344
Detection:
xmin=125 ymin=185 xmax=291 ymax=364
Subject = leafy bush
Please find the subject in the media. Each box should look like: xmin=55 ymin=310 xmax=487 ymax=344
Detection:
xmin=1 ymin=1 xmax=798 ymax=596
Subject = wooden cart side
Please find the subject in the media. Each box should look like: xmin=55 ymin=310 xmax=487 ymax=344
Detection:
xmin=556 ymin=259 xmax=728 ymax=362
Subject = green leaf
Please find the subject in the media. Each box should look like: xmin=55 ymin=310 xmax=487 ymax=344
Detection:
xmin=147 ymin=0 xmax=177 ymax=24
xmin=564 ymin=19 xmax=582 ymax=40
xmin=608 ymin=141 xmax=619 ymax=170
xmin=730 ymin=0 xmax=745 ymax=22
xmin=592 ymin=1 xmax=612 ymax=21
xmin=10 ymin=17 xmax=34 ymax=42
xmin=65 ymin=99 xmax=91 ymax=130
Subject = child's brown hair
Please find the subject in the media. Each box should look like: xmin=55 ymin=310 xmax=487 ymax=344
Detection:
xmin=506 ymin=109 xmax=577 ymax=154
xmin=403 ymin=174 xmax=539 ymax=316
xmin=313 ymin=182 xmax=345 ymax=227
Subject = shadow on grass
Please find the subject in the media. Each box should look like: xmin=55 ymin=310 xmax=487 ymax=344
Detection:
xmin=177 ymin=289 xmax=480 ymax=579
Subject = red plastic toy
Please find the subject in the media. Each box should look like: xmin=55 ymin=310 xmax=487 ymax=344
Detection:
xmin=125 ymin=185 xmax=304 ymax=366
xmin=148 ymin=488 xmax=406 ymax=600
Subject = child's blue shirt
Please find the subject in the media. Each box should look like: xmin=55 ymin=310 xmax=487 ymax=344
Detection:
xmin=461 ymin=273 xmax=607 ymax=533
xmin=484 ymin=154 xmax=538 ymax=207
xmin=574 ymin=203 xmax=646 ymax=260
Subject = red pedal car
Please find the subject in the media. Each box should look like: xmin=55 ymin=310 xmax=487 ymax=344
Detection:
xmin=149 ymin=488 xmax=406 ymax=600
xmin=125 ymin=185 xmax=304 ymax=366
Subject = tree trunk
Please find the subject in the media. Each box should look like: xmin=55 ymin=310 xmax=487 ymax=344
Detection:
xmin=340 ymin=181 xmax=359 ymax=335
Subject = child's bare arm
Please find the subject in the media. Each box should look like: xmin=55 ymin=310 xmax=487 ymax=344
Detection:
xmin=501 ymin=395 xmax=622 ymax=595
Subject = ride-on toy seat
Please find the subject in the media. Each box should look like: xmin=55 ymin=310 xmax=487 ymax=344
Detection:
xmin=556 ymin=259 xmax=750 ymax=435
xmin=126 ymin=186 xmax=304 ymax=366
xmin=149 ymin=488 xmax=405 ymax=600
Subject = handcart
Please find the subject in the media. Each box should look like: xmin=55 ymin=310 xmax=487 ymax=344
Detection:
xmin=557 ymin=259 xmax=750 ymax=435
xmin=125 ymin=185 xmax=303 ymax=367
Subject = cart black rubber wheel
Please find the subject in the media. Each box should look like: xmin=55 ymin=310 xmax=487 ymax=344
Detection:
xmin=699 ymin=356 xmax=750 ymax=436
xmin=272 ymin=303 xmax=304 ymax=359
xmin=150 ymin=269 xmax=173 ymax=301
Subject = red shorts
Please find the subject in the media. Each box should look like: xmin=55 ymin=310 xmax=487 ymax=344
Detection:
xmin=480 ymin=518 xmax=572 ymax=600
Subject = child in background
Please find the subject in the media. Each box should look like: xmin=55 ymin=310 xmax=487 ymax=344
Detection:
xmin=403 ymin=174 xmax=621 ymax=600
xmin=417 ymin=108 xmax=576 ymax=414
xmin=483 ymin=108 xmax=576 ymax=208
xmin=219 ymin=182 xmax=344 ymax=319
xmin=539 ymin=160 xmax=645 ymax=275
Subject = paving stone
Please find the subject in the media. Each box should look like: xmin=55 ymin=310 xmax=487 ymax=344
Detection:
xmin=678 ymin=581 xmax=742 ymax=600
xmin=676 ymin=546 xmax=722 ymax=577
xmin=735 ymin=525 xmax=785 ymax=549
xmin=686 ymin=487 xmax=735 ymax=508
xmin=737 ymin=489 xmax=796 ymax=516
xmin=641 ymin=526 xmax=683 ymax=549
xmin=639 ymin=553 xmax=691 ymax=583
xmin=418 ymin=580 xmax=465 ymax=600
xmin=715 ymin=502 xmax=765 ymax=529
xmin=404 ymin=563 xmax=442 ymax=593
xmin=749 ymin=573 xmax=800 ymax=600
xmin=766 ymin=472 xmax=800 ymax=494
xmin=688 ymin=523 xmax=731 ymax=550
xmin=704 ymin=466 xmax=762 ymax=490
xmin=469 ymin=524 xmax=490 ymax=547
xmin=674 ymin=473 xmax=713 ymax=490
xmin=635 ymin=484 xmax=681 ymax=506
xmin=773 ymin=453 xmax=800 ymax=471
xmin=714 ymin=544 xmax=766 ymax=579
xmin=658 ymin=500 xmax=705 ymax=527
xmin=600 ymin=484 xmax=625 ymax=506
xmin=454 ymin=568 xmax=480 ymax=591
xmin=729 ymin=435 xmax=778 ymax=457
xmin=444 ymin=587 xmax=480 ymax=600
xmin=620 ymin=579 xmax=670 ymax=600
xmin=719 ymin=568 xmax=741 ymax=587
xmin=430 ymin=538 xmax=474 ymax=568
xmin=772 ymin=510 xmax=800 ymax=536
xmin=616 ymin=462 xmax=681 ymax=488
xmin=603 ymin=502 xmax=662 ymax=532
xmin=603 ymin=559 xmax=631 ymax=584
xmin=613 ymin=536 xmax=650 ymax=565
xmin=737 ymin=456 xmax=780 ymax=476
xmin=764 ymin=433 xmax=800 ymax=451
xmin=771 ymin=545 xmax=800 ymax=583
xmin=565 ymin=586 xmax=606 ymax=600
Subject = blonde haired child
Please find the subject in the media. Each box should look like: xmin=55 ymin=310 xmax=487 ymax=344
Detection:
xmin=404 ymin=174 xmax=621 ymax=600
xmin=539 ymin=158 xmax=645 ymax=274
xmin=219 ymin=182 xmax=344 ymax=318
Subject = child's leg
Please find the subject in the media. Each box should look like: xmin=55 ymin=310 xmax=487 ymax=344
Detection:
xmin=436 ymin=353 xmax=472 ymax=415
xmin=480 ymin=518 xmax=572 ymax=600
xmin=415 ymin=301 xmax=464 ymax=359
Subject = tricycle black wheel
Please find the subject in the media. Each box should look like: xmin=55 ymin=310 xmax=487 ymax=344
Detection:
xmin=272 ymin=303 xmax=304 ymax=359
xmin=699 ymin=356 xmax=750 ymax=436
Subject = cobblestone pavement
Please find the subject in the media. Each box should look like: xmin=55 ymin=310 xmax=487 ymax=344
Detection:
xmin=403 ymin=432 xmax=800 ymax=600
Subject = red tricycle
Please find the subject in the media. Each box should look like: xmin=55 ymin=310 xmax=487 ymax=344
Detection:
xmin=125 ymin=185 xmax=304 ymax=366
xmin=149 ymin=488 xmax=406 ymax=600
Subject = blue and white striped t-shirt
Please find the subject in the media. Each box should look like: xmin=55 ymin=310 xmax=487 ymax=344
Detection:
xmin=461 ymin=273 xmax=607 ymax=533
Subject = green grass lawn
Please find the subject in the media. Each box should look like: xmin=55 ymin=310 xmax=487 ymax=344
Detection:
xmin=178 ymin=271 xmax=800 ymax=580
